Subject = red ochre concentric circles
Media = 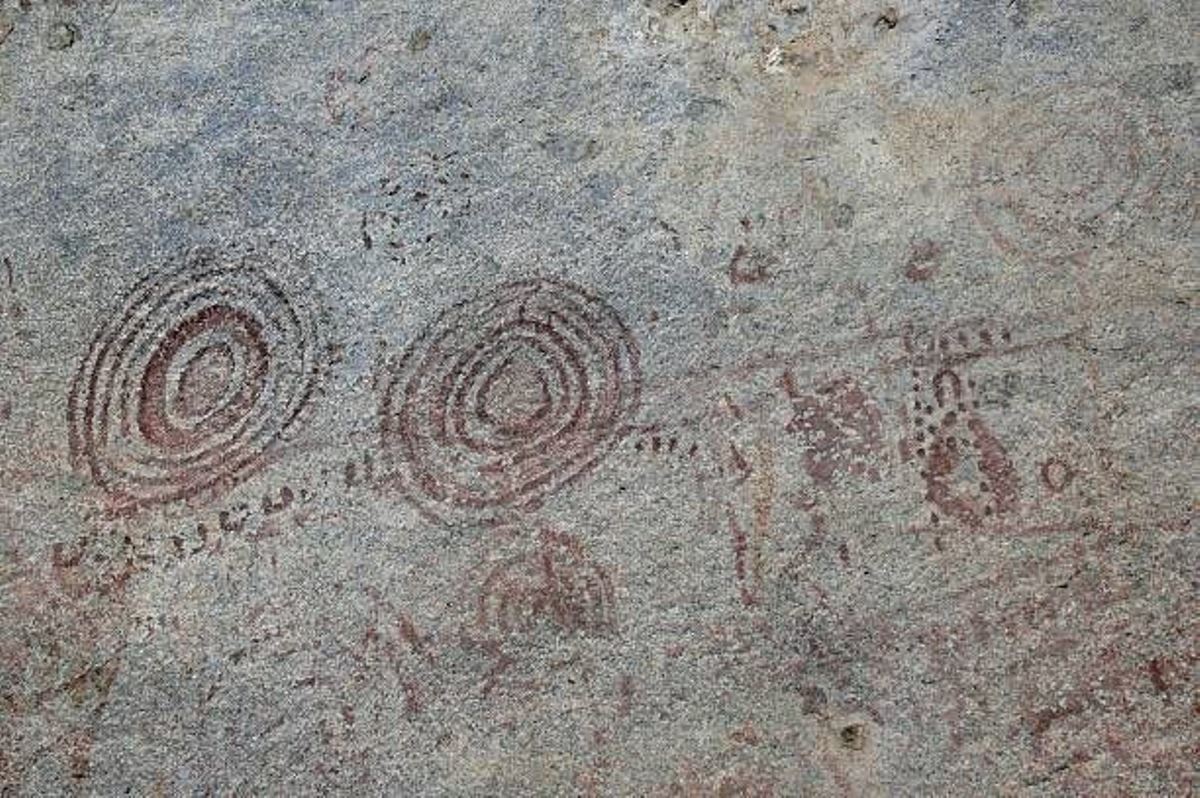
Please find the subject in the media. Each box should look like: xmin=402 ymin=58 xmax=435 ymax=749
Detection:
xmin=380 ymin=278 xmax=641 ymax=525
xmin=67 ymin=255 xmax=325 ymax=511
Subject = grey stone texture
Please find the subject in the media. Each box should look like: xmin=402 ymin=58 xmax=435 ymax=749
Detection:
xmin=0 ymin=0 xmax=1196 ymax=795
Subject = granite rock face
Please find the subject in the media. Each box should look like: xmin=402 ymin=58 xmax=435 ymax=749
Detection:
xmin=0 ymin=1 xmax=1196 ymax=794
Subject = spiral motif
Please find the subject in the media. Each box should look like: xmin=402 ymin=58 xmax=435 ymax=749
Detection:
xmin=971 ymin=85 xmax=1155 ymax=260
xmin=67 ymin=254 xmax=326 ymax=511
xmin=380 ymin=278 xmax=641 ymax=525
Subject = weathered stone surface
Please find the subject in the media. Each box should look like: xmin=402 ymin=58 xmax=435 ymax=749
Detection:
xmin=0 ymin=0 xmax=1195 ymax=794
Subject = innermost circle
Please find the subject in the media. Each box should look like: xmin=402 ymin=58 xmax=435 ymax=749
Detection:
xmin=173 ymin=341 xmax=237 ymax=421
xmin=477 ymin=350 xmax=553 ymax=435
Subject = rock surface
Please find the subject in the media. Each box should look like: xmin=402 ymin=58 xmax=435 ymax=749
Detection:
xmin=0 ymin=0 xmax=1195 ymax=794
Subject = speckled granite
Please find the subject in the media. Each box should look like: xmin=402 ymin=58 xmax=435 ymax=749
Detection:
xmin=0 ymin=1 xmax=1196 ymax=794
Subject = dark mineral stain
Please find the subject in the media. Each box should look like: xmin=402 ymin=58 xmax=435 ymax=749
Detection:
xmin=840 ymin=723 xmax=866 ymax=750
xmin=47 ymin=21 xmax=76 ymax=50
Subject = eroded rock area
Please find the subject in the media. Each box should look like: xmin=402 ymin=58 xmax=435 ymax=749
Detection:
xmin=0 ymin=0 xmax=1195 ymax=794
